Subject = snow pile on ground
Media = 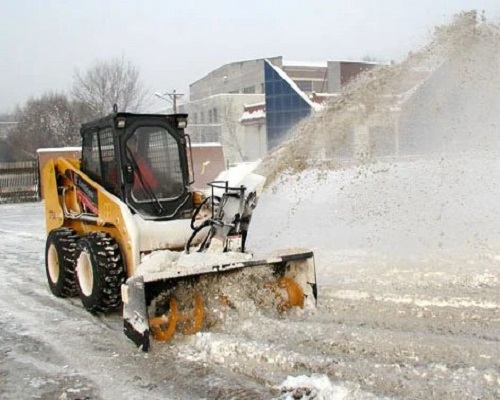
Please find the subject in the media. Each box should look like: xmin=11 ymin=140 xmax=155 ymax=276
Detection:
xmin=174 ymin=332 xmax=388 ymax=399
xmin=273 ymin=374 xmax=350 ymax=400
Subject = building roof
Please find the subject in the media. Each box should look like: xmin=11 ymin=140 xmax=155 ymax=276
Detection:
xmin=240 ymin=102 xmax=266 ymax=124
xmin=239 ymin=92 xmax=340 ymax=124
xmin=311 ymin=92 xmax=339 ymax=102
xmin=282 ymin=60 xmax=328 ymax=68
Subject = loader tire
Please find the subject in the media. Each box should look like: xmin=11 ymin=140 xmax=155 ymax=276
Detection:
xmin=45 ymin=228 xmax=79 ymax=298
xmin=74 ymin=233 xmax=125 ymax=313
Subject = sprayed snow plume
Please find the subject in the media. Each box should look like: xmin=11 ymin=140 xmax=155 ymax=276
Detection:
xmin=259 ymin=11 xmax=500 ymax=182
xmin=250 ymin=11 xmax=500 ymax=265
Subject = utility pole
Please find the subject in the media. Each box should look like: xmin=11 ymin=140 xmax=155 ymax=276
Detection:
xmin=154 ymin=90 xmax=184 ymax=113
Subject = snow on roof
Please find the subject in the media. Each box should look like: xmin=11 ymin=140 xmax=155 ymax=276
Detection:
xmin=244 ymin=101 xmax=265 ymax=108
xmin=283 ymin=60 xmax=328 ymax=68
xmin=265 ymin=60 xmax=322 ymax=111
xmin=240 ymin=102 xmax=266 ymax=123
xmin=310 ymin=92 xmax=340 ymax=105
xmin=336 ymin=59 xmax=382 ymax=65
xmin=240 ymin=108 xmax=266 ymax=123
xmin=282 ymin=60 xmax=383 ymax=68
xmin=186 ymin=93 xmax=264 ymax=105
xmin=311 ymin=92 xmax=340 ymax=97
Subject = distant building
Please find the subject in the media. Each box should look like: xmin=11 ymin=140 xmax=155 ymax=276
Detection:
xmin=180 ymin=57 xmax=377 ymax=164
xmin=239 ymin=102 xmax=267 ymax=161
xmin=178 ymin=93 xmax=263 ymax=165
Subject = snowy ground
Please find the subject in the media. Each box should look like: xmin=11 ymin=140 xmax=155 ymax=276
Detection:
xmin=1 ymin=157 xmax=500 ymax=399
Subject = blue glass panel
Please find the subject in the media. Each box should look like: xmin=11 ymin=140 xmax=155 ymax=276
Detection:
xmin=264 ymin=61 xmax=312 ymax=150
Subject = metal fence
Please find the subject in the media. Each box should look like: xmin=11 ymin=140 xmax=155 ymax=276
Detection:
xmin=0 ymin=161 xmax=39 ymax=204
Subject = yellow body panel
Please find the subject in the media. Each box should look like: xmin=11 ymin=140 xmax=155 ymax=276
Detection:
xmin=40 ymin=151 xmax=317 ymax=351
xmin=41 ymin=157 xmax=138 ymax=277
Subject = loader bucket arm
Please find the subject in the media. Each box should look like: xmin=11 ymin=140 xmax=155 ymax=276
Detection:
xmin=121 ymin=250 xmax=317 ymax=351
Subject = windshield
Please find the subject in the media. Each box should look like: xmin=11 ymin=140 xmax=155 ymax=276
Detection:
xmin=126 ymin=126 xmax=184 ymax=203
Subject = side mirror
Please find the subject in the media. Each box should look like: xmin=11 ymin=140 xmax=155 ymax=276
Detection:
xmin=124 ymin=164 xmax=134 ymax=184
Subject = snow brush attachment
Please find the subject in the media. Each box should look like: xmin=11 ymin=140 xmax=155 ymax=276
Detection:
xmin=122 ymin=250 xmax=317 ymax=352
xmin=150 ymin=294 xmax=204 ymax=341
xmin=122 ymin=276 xmax=205 ymax=350
xmin=149 ymin=298 xmax=179 ymax=341
xmin=266 ymin=277 xmax=305 ymax=313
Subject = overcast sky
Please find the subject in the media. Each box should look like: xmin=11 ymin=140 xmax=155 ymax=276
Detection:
xmin=1 ymin=0 xmax=499 ymax=114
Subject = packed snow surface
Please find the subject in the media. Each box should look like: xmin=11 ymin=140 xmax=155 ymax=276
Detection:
xmin=2 ymin=11 xmax=500 ymax=400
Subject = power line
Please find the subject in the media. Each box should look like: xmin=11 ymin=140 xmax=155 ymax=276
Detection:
xmin=154 ymin=90 xmax=184 ymax=113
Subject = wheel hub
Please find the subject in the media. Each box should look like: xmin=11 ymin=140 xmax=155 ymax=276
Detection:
xmin=76 ymin=251 xmax=94 ymax=296
xmin=47 ymin=244 xmax=60 ymax=284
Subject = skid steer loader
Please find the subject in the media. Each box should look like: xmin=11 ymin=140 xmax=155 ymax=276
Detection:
xmin=41 ymin=110 xmax=317 ymax=351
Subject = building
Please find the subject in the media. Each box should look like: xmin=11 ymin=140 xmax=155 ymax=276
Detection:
xmin=178 ymin=93 xmax=263 ymax=165
xmin=189 ymin=56 xmax=376 ymax=99
xmin=181 ymin=57 xmax=377 ymax=164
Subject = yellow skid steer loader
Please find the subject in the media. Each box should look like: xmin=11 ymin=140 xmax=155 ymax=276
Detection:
xmin=41 ymin=110 xmax=317 ymax=351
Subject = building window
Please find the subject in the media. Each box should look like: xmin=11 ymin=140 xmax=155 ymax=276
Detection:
xmin=212 ymin=108 xmax=218 ymax=123
xmin=208 ymin=109 xmax=213 ymax=123
xmin=243 ymin=85 xmax=255 ymax=94
xmin=264 ymin=62 xmax=313 ymax=150
xmin=200 ymin=111 xmax=205 ymax=124
xmin=295 ymin=80 xmax=313 ymax=92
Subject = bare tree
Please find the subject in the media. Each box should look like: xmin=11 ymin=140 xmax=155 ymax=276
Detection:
xmin=72 ymin=56 xmax=149 ymax=118
xmin=219 ymin=97 xmax=245 ymax=162
xmin=8 ymin=93 xmax=80 ymax=158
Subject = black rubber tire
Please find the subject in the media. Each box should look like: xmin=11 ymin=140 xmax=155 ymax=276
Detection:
xmin=45 ymin=228 xmax=79 ymax=298
xmin=74 ymin=232 xmax=125 ymax=313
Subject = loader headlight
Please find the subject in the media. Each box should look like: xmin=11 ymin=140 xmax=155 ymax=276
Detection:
xmin=177 ymin=117 xmax=187 ymax=129
xmin=116 ymin=117 xmax=126 ymax=128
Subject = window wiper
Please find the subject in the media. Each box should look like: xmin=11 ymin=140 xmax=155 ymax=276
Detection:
xmin=126 ymin=147 xmax=165 ymax=214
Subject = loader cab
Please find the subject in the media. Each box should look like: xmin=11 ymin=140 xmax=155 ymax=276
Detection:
xmin=80 ymin=112 xmax=194 ymax=220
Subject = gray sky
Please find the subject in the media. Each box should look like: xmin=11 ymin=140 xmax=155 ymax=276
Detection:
xmin=1 ymin=0 xmax=499 ymax=113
